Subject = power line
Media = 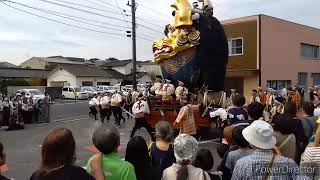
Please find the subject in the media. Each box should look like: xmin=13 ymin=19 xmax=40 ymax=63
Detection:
xmin=114 ymin=0 xmax=131 ymax=28
xmin=6 ymin=0 xmax=130 ymax=32
xmin=36 ymin=0 xmax=131 ymax=23
xmin=1 ymin=1 xmax=127 ymax=37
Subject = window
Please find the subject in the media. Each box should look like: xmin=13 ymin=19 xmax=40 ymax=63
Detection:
xmin=267 ymin=80 xmax=291 ymax=90
xmin=298 ymin=72 xmax=308 ymax=88
xmin=62 ymin=88 xmax=68 ymax=92
xmin=82 ymin=81 xmax=93 ymax=86
xmin=301 ymin=43 xmax=319 ymax=59
xmin=228 ymin=38 xmax=243 ymax=56
xmin=312 ymin=73 xmax=320 ymax=86
xmin=97 ymin=82 xmax=110 ymax=86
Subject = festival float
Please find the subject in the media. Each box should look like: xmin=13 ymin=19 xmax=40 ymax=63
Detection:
xmin=146 ymin=0 xmax=229 ymax=134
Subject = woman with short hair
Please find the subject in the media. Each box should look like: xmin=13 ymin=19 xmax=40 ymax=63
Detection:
xmin=30 ymin=128 xmax=94 ymax=180
xmin=150 ymin=121 xmax=175 ymax=177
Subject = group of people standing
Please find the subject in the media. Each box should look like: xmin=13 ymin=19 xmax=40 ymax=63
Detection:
xmin=0 ymin=92 xmax=50 ymax=131
xmin=150 ymin=77 xmax=189 ymax=101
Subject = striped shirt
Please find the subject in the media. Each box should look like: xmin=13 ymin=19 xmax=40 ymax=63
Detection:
xmin=300 ymin=147 xmax=320 ymax=180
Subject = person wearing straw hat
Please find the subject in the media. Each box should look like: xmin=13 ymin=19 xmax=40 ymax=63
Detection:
xmin=232 ymin=120 xmax=300 ymax=179
xmin=162 ymin=134 xmax=210 ymax=180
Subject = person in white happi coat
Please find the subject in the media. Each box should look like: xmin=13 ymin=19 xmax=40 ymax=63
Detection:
xmin=175 ymin=81 xmax=188 ymax=101
xmin=130 ymin=94 xmax=155 ymax=141
xmin=161 ymin=79 xmax=175 ymax=101
xmin=99 ymin=94 xmax=111 ymax=123
xmin=89 ymin=95 xmax=100 ymax=120
xmin=111 ymin=92 xmax=123 ymax=127
xmin=150 ymin=77 xmax=163 ymax=97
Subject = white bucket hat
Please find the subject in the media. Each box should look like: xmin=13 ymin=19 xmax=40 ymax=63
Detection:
xmin=242 ymin=120 xmax=276 ymax=149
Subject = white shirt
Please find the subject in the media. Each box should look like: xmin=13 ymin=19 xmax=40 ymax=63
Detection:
xmin=175 ymin=86 xmax=188 ymax=99
xmin=150 ymin=82 xmax=162 ymax=93
xmin=89 ymin=97 xmax=99 ymax=106
xmin=0 ymin=100 xmax=3 ymax=111
xmin=100 ymin=96 xmax=110 ymax=106
xmin=132 ymin=100 xmax=150 ymax=118
xmin=161 ymin=83 xmax=175 ymax=96
xmin=162 ymin=164 xmax=210 ymax=180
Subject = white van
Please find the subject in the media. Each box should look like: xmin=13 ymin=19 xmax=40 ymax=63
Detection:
xmin=61 ymin=86 xmax=88 ymax=100
xmin=97 ymin=86 xmax=117 ymax=94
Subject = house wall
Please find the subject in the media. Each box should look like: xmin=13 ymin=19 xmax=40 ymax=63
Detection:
xmin=137 ymin=75 xmax=153 ymax=84
xmin=261 ymin=15 xmax=320 ymax=88
xmin=112 ymin=66 xmax=126 ymax=75
xmin=47 ymin=69 xmax=76 ymax=87
xmin=139 ymin=64 xmax=162 ymax=76
xmin=76 ymin=77 xmax=122 ymax=86
xmin=20 ymin=58 xmax=47 ymax=69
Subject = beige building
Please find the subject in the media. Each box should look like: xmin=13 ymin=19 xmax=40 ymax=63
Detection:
xmin=20 ymin=57 xmax=89 ymax=69
xmin=222 ymin=14 xmax=320 ymax=100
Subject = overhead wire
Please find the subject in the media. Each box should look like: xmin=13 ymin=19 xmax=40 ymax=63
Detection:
xmin=5 ymin=0 xmax=131 ymax=32
xmin=0 ymin=0 xmax=127 ymax=37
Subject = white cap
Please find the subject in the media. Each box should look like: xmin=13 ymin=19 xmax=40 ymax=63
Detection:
xmin=242 ymin=120 xmax=276 ymax=149
xmin=210 ymin=108 xmax=228 ymax=121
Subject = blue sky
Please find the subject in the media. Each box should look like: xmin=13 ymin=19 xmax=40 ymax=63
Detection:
xmin=0 ymin=0 xmax=319 ymax=65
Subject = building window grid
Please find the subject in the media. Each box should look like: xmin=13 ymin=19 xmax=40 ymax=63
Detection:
xmin=312 ymin=73 xmax=320 ymax=86
xmin=298 ymin=72 xmax=308 ymax=88
xmin=228 ymin=37 xmax=243 ymax=56
xmin=301 ymin=43 xmax=319 ymax=59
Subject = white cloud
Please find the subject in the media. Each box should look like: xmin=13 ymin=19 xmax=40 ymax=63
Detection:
xmin=0 ymin=0 xmax=319 ymax=65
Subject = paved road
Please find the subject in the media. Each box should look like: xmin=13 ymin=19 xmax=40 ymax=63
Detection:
xmin=0 ymin=101 xmax=221 ymax=180
xmin=50 ymin=100 xmax=89 ymax=121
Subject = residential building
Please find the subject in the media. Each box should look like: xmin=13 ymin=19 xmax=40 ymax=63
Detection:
xmin=100 ymin=59 xmax=162 ymax=76
xmin=125 ymin=72 xmax=154 ymax=85
xmin=222 ymin=14 xmax=320 ymax=100
xmin=0 ymin=62 xmax=18 ymax=68
xmin=47 ymin=64 xmax=123 ymax=87
xmin=20 ymin=57 xmax=90 ymax=69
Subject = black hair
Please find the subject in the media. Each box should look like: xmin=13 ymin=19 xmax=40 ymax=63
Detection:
xmin=232 ymin=126 xmax=249 ymax=148
xmin=92 ymin=124 xmax=120 ymax=154
xmin=273 ymin=114 xmax=296 ymax=135
xmin=247 ymin=102 xmax=264 ymax=120
xmin=0 ymin=142 xmax=4 ymax=166
xmin=252 ymin=89 xmax=258 ymax=93
xmin=193 ymin=149 xmax=214 ymax=171
xmin=232 ymin=94 xmax=246 ymax=107
xmin=302 ymin=102 xmax=315 ymax=116
xmin=284 ymin=101 xmax=297 ymax=117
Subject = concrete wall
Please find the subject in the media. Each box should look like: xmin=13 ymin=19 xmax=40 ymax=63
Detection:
xmin=139 ymin=64 xmax=162 ymax=76
xmin=261 ymin=15 xmax=320 ymax=88
xmin=47 ymin=69 xmax=76 ymax=87
xmin=20 ymin=58 xmax=47 ymax=69
xmin=112 ymin=66 xmax=126 ymax=75
xmin=137 ymin=75 xmax=153 ymax=84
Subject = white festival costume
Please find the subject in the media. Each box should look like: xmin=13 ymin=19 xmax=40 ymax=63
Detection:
xmin=89 ymin=97 xmax=99 ymax=107
xmin=132 ymin=100 xmax=150 ymax=118
xmin=175 ymin=86 xmax=188 ymax=100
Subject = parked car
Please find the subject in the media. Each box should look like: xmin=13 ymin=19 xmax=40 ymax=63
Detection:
xmin=97 ymin=86 xmax=117 ymax=94
xmin=61 ymin=86 xmax=88 ymax=100
xmin=16 ymin=89 xmax=45 ymax=102
xmin=82 ymin=86 xmax=98 ymax=98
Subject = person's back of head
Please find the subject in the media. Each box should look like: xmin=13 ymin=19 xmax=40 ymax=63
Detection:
xmin=39 ymin=128 xmax=75 ymax=178
xmin=155 ymin=121 xmax=174 ymax=143
xmin=92 ymin=123 xmax=120 ymax=155
xmin=232 ymin=94 xmax=246 ymax=108
xmin=303 ymin=102 xmax=315 ymax=116
xmin=174 ymin=134 xmax=198 ymax=180
xmin=0 ymin=142 xmax=5 ymax=166
xmin=232 ymin=126 xmax=250 ymax=148
xmin=273 ymin=114 xmax=296 ymax=135
xmin=247 ymin=102 xmax=264 ymax=121
xmin=192 ymin=149 xmax=214 ymax=171
xmin=284 ymin=101 xmax=297 ymax=117
xmin=125 ymin=136 xmax=150 ymax=165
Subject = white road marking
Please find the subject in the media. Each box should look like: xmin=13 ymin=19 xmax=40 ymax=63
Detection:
xmin=52 ymin=101 xmax=89 ymax=106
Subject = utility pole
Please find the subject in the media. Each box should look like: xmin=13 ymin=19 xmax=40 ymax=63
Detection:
xmin=128 ymin=0 xmax=137 ymax=90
